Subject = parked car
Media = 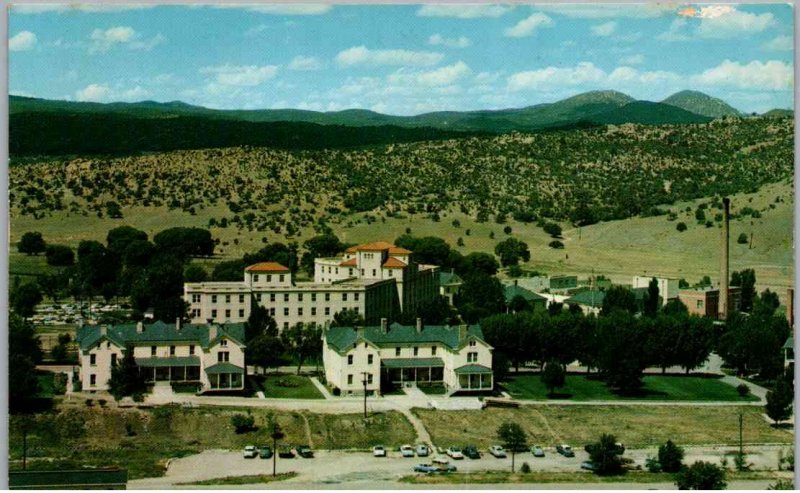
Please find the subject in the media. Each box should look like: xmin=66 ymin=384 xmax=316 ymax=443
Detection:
xmin=435 ymin=464 xmax=457 ymax=473
xmin=243 ymin=445 xmax=258 ymax=459
xmin=446 ymin=446 xmax=464 ymax=459
xmin=413 ymin=463 xmax=457 ymax=474
xmin=372 ymin=445 xmax=387 ymax=457
xmin=581 ymin=461 xmax=597 ymax=471
xmin=463 ymin=446 xmax=481 ymax=459
xmin=432 ymin=455 xmax=450 ymax=465
xmin=296 ymin=445 xmax=314 ymax=458
xmin=489 ymin=445 xmax=507 ymax=458
xmin=400 ymin=445 xmax=415 ymax=457
xmin=556 ymin=444 xmax=575 ymax=457
xmin=415 ymin=444 xmax=429 ymax=457
xmin=259 ymin=446 xmax=273 ymax=459
xmin=278 ymin=446 xmax=295 ymax=458
xmin=531 ymin=445 xmax=545 ymax=457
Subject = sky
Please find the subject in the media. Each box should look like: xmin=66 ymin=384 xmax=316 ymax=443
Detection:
xmin=8 ymin=3 xmax=795 ymax=115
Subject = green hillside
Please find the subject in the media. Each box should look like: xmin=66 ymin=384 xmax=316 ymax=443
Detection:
xmin=592 ymin=101 xmax=712 ymax=125
xmin=662 ymin=90 xmax=742 ymax=118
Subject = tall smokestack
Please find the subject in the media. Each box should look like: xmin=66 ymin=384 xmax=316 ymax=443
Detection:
xmin=787 ymin=288 xmax=794 ymax=328
xmin=719 ymin=197 xmax=730 ymax=320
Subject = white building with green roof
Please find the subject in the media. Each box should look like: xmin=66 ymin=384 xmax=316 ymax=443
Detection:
xmin=322 ymin=319 xmax=493 ymax=396
xmin=76 ymin=320 xmax=246 ymax=393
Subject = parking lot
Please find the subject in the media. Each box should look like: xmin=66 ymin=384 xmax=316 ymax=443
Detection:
xmin=129 ymin=444 xmax=788 ymax=488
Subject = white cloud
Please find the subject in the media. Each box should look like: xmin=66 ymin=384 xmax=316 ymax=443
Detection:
xmin=695 ymin=9 xmax=774 ymax=39
xmin=388 ymin=61 xmax=472 ymax=87
xmin=657 ymin=18 xmax=692 ymax=42
xmin=428 ymin=34 xmax=471 ymax=48
xmin=75 ymin=83 xmax=150 ymax=102
xmin=200 ymin=64 xmax=279 ymax=86
xmin=9 ymin=31 xmax=37 ymax=52
xmin=608 ymin=67 xmax=679 ymax=85
xmin=212 ymin=4 xmax=332 ymax=15
xmin=335 ymin=46 xmax=444 ymax=67
xmin=618 ymin=54 xmax=644 ymax=65
xmin=12 ymin=4 xmax=156 ymax=14
xmin=89 ymin=26 xmax=163 ymax=53
xmin=691 ymin=59 xmax=792 ymax=91
xmin=534 ymin=4 xmax=673 ymax=19
xmin=763 ymin=35 xmax=793 ymax=51
xmin=289 ymin=55 xmax=322 ymax=71
xmin=504 ymin=13 xmax=554 ymax=38
xmin=507 ymin=62 xmax=606 ymax=91
xmin=591 ymin=21 xmax=617 ymax=37
xmin=416 ymin=4 xmax=511 ymax=18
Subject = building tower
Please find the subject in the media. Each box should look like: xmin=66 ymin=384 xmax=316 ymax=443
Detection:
xmin=719 ymin=197 xmax=730 ymax=319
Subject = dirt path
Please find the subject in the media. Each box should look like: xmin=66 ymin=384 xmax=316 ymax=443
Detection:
xmin=399 ymin=408 xmax=433 ymax=447
xmin=528 ymin=408 xmax=559 ymax=443
xmin=301 ymin=413 xmax=314 ymax=448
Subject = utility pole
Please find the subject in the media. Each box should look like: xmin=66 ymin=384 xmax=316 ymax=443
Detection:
xmin=361 ymin=372 xmax=369 ymax=419
xmin=739 ymin=412 xmax=743 ymax=459
xmin=271 ymin=422 xmax=283 ymax=477
xmin=22 ymin=425 xmax=27 ymax=470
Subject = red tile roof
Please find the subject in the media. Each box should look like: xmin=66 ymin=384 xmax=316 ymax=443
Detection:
xmin=246 ymin=262 xmax=290 ymax=273
xmin=382 ymin=257 xmax=408 ymax=269
xmin=345 ymin=242 xmax=412 ymax=254
xmin=339 ymin=257 xmax=358 ymax=267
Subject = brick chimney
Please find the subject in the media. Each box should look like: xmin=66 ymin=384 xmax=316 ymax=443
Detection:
xmin=416 ymin=317 xmax=423 ymax=333
xmin=459 ymin=324 xmax=468 ymax=341
xmin=175 ymin=317 xmax=181 ymax=332
xmin=381 ymin=318 xmax=388 ymax=333
xmin=100 ymin=325 xmax=108 ymax=337
xmin=136 ymin=321 xmax=144 ymax=334
xmin=788 ymin=288 xmax=794 ymax=328
xmin=209 ymin=325 xmax=218 ymax=341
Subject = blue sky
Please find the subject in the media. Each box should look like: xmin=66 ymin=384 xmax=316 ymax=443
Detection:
xmin=9 ymin=3 xmax=794 ymax=115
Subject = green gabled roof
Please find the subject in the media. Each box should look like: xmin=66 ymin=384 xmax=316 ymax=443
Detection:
xmin=454 ymin=364 xmax=493 ymax=374
xmin=137 ymin=356 xmax=200 ymax=368
xmin=76 ymin=321 xmax=245 ymax=351
xmin=205 ymin=362 xmax=246 ymax=374
xmin=504 ymin=284 xmax=547 ymax=304
xmin=783 ymin=336 xmax=793 ymax=350
xmin=325 ymin=323 xmax=486 ymax=352
xmin=440 ymin=271 xmax=463 ymax=285
xmin=566 ymin=289 xmax=606 ymax=308
xmin=382 ymin=357 xmax=444 ymax=368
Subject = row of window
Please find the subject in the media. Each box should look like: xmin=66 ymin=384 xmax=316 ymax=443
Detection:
xmin=192 ymin=305 xmax=361 ymax=322
xmin=252 ymin=274 xmax=286 ymax=283
xmin=90 ymin=343 xmax=203 ymax=366
xmin=191 ymin=292 xmax=365 ymax=305
xmin=191 ymin=308 xmax=246 ymax=319
xmin=347 ymin=373 xmax=374 ymax=385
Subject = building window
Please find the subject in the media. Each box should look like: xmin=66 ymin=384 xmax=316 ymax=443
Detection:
xmin=90 ymin=374 xmax=96 ymax=386
xmin=151 ymin=346 xmax=157 ymax=356
xmin=311 ymin=307 xmax=317 ymax=316
xmin=354 ymin=307 xmax=359 ymax=314
xmin=413 ymin=347 xmax=419 ymax=356
xmin=111 ymin=354 xmax=117 ymax=366
xmin=372 ymin=269 xmax=376 ymax=276
xmin=284 ymin=293 xmax=290 ymax=302
xmin=267 ymin=274 xmax=272 ymax=282
xmin=283 ymin=322 xmax=289 ymax=330
xmin=335 ymin=268 xmax=339 ymax=275
xmin=367 ymin=374 xmax=373 ymax=384
xmin=192 ymin=294 xmax=200 ymax=303
xmin=342 ymin=293 xmax=348 ymax=301
xmin=256 ymin=293 xmax=262 ymax=302
xmin=107 ymin=341 xmax=111 ymax=349
xmin=211 ymin=295 xmax=217 ymax=303
xmin=390 ymin=270 xmax=394 ymax=277
xmin=90 ymin=354 xmax=96 ymax=365
xmin=431 ymin=346 xmax=437 ymax=355
xmin=325 ymin=293 xmax=330 ymax=302
xmin=311 ymin=293 xmax=317 ymax=302
xmin=239 ymin=294 xmax=245 ymax=303
xmin=349 ymin=268 xmax=353 ymax=276
xmin=298 ymin=308 xmax=303 ymax=316
xmin=279 ymin=274 xmax=285 ymax=282
xmin=467 ymin=352 xmax=478 ymax=363
xmin=218 ymin=351 xmax=230 ymax=362
xmin=284 ymin=307 xmax=289 ymax=316
xmin=348 ymin=355 xmax=354 ymax=365
xmin=324 ymin=307 xmax=330 ymax=315
xmin=469 ymin=340 xmax=476 ymax=347
xmin=355 ymin=293 xmax=360 ymax=301
xmin=254 ymin=274 xmax=260 ymax=282
xmin=395 ymin=347 xmax=401 ymax=356
xmin=360 ymin=269 xmax=364 ymax=276
xmin=191 ymin=308 xmax=201 ymax=317
xmin=225 ymin=309 xmax=231 ymax=318
xmin=270 ymin=308 xmax=276 ymax=316
xmin=221 ymin=339 xmax=228 ymax=347
xmin=270 ymin=293 xmax=276 ymax=302
xmin=368 ymin=354 xmax=373 ymax=364
xmin=239 ymin=309 xmax=245 ymax=318
xmin=697 ymin=300 xmax=704 ymax=309
xmin=211 ymin=309 xmax=217 ymax=318
xmin=347 ymin=374 xmax=353 ymax=385
xmin=189 ymin=345 xmax=195 ymax=355
xmin=170 ymin=345 xmax=176 ymax=356
xmin=298 ymin=293 xmax=304 ymax=302
xmin=225 ymin=295 xmax=231 ymax=303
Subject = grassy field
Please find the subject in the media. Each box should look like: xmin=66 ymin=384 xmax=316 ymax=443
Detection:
xmin=250 ymin=374 xmax=324 ymax=399
xmin=413 ymin=406 xmax=792 ymax=450
xmin=175 ymin=472 xmax=297 ymax=485
xmin=10 ymin=180 xmax=793 ymax=298
xmin=398 ymin=470 xmax=786 ymax=485
xmin=502 ymin=374 xmax=759 ymax=402
xmin=8 ymin=406 xmax=414 ymax=479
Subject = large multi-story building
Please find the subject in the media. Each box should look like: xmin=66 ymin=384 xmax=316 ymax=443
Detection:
xmin=76 ymin=320 xmax=246 ymax=393
xmin=322 ymin=318 xmax=494 ymax=396
xmin=632 ymin=276 xmax=679 ymax=306
xmin=678 ymin=286 xmax=741 ymax=318
xmin=184 ymin=242 xmax=439 ymax=330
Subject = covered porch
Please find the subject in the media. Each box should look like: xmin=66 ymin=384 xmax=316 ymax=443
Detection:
xmin=454 ymin=364 xmax=494 ymax=391
xmin=380 ymin=358 xmax=445 ymax=389
xmin=137 ymin=356 xmax=201 ymax=383
xmin=205 ymin=362 xmax=245 ymax=391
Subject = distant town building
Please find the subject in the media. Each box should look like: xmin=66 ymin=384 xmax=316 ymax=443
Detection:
xmin=76 ymin=320 xmax=245 ymax=393
xmin=501 ymin=275 xmax=578 ymax=294
xmin=439 ymin=270 xmax=463 ymax=305
xmin=631 ymin=276 xmax=679 ymax=306
xmin=549 ymin=275 xmax=578 ymax=292
xmin=565 ymin=289 xmax=605 ymax=315
xmin=183 ymin=242 xmax=439 ymax=330
xmin=322 ymin=319 xmax=493 ymax=396
xmin=783 ymin=336 xmax=793 ymax=369
xmin=503 ymin=281 xmax=547 ymax=312
xmin=678 ymin=286 xmax=741 ymax=319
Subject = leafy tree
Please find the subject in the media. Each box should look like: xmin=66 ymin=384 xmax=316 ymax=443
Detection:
xmin=497 ymin=422 xmax=527 ymax=473
xmin=108 ymin=345 xmax=146 ymax=401
xmin=480 ymin=313 xmax=532 ymax=372
xmin=231 ymin=413 xmax=256 ymax=433
xmin=494 ymin=238 xmax=530 ymax=267
xmin=248 ymin=334 xmax=285 ymax=374
xmin=730 ymin=269 xmax=756 ymax=312
xmin=676 ymin=222 xmax=687 ymax=232
xmin=658 ymin=440 xmax=685 ymax=473
xmin=129 ymin=253 xmax=187 ymax=322
xmin=644 ymin=278 xmax=660 ymax=317
xmin=9 ymin=314 xmax=42 ymax=410
xmin=461 ymin=252 xmax=499 ymax=276
xmin=543 ymin=222 xmax=562 ymax=237
xmin=105 ymin=201 xmax=123 ymax=219
xmin=245 ymin=302 xmax=279 ymax=342
xmin=153 ymin=227 xmax=214 ymax=258
xmin=76 ymin=240 xmax=120 ymax=295
xmin=184 ymin=264 xmax=208 ymax=283
xmin=106 ymin=226 xmax=148 ymax=257
xmin=508 ymin=295 xmax=531 ymax=313
xmin=11 ymin=283 xmax=43 ymax=317
xmin=455 ymin=273 xmax=506 ymax=323
xmin=765 ymin=376 xmax=794 ymax=425
xmin=301 ymin=234 xmax=344 ymax=275
xmin=541 ymin=359 xmax=566 ymax=396
xmin=549 ymin=240 xmax=564 ymax=249
xmin=281 ymin=323 xmax=322 ymax=374
xmin=331 ymin=308 xmax=365 ymax=327
xmin=212 ymin=259 xmax=247 ymax=281
xmin=757 ymin=289 xmax=781 ymax=316
xmin=45 ymin=244 xmax=75 ymax=266
xmin=674 ymin=316 xmax=715 ymax=374
xmin=662 ymin=298 xmax=689 ymax=316
xmin=717 ymin=310 xmax=789 ymax=378
xmin=586 ymin=434 xmax=626 ymax=475
xmin=243 ymin=243 xmax=298 ymax=272
xmin=595 ymin=311 xmax=649 ymax=393
xmin=18 ymin=231 xmax=46 ymax=255
xmin=737 ymin=233 xmax=749 ymax=244
xmin=601 ymin=285 xmax=638 ymax=316
xmin=403 ymin=295 xmax=458 ymax=325
xmin=675 ymin=461 xmax=727 ymax=490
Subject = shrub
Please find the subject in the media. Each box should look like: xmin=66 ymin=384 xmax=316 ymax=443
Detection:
xmin=231 ymin=413 xmax=256 ymax=433
xmin=675 ymin=461 xmax=726 ymax=490
xmin=676 ymin=222 xmax=687 ymax=232
xmin=658 ymin=440 xmax=685 ymax=473
xmin=132 ymin=392 xmax=144 ymax=402
xmin=737 ymin=233 xmax=749 ymax=244
xmin=736 ymin=384 xmax=750 ymax=397
xmin=520 ymin=462 xmax=531 ymax=473
xmin=645 ymin=456 xmax=662 ymax=473
xmin=549 ymin=240 xmax=564 ymax=249
xmin=98 ymin=399 xmax=107 ymax=407
xmin=503 ymin=226 xmax=512 ymax=234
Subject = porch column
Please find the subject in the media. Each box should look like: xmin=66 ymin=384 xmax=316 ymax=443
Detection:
xmin=153 ymin=367 xmax=156 ymax=382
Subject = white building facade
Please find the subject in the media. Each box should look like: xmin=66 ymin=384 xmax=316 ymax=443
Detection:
xmin=632 ymin=276 xmax=679 ymax=306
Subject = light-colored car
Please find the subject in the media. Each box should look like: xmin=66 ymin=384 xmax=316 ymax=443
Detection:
xmin=489 ymin=445 xmax=507 ymax=458
xmin=400 ymin=444 xmax=415 ymax=457
xmin=557 ymin=444 xmax=575 ymax=457
xmin=415 ymin=444 xmax=430 ymax=457
xmin=432 ymin=455 xmax=450 ymax=465
xmin=243 ymin=445 xmax=258 ymax=459
xmin=446 ymin=447 xmax=464 ymax=459
xmin=372 ymin=445 xmax=387 ymax=457
xmin=531 ymin=445 xmax=545 ymax=457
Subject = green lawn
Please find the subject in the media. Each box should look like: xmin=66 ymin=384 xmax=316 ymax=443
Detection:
xmin=176 ymin=472 xmax=297 ymax=485
xmin=251 ymin=374 xmax=324 ymax=399
xmin=502 ymin=374 xmax=758 ymax=402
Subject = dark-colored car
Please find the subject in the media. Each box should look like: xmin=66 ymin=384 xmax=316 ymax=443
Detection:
xmin=414 ymin=463 xmax=457 ymax=474
xmin=556 ymin=444 xmax=575 ymax=457
xmin=463 ymin=446 xmax=481 ymax=459
xmin=581 ymin=461 xmax=597 ymax=471
xmin=259 ymin=446 xmax=273 ymax=459
xmin=278 ymin=446 xmax=295 ymax=458
xmin=296 ymin=445 xmax=314 ymax=458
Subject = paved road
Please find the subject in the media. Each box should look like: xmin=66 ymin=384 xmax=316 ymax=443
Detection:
xmin=129 ymin=444 xmax=792 ymax=489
